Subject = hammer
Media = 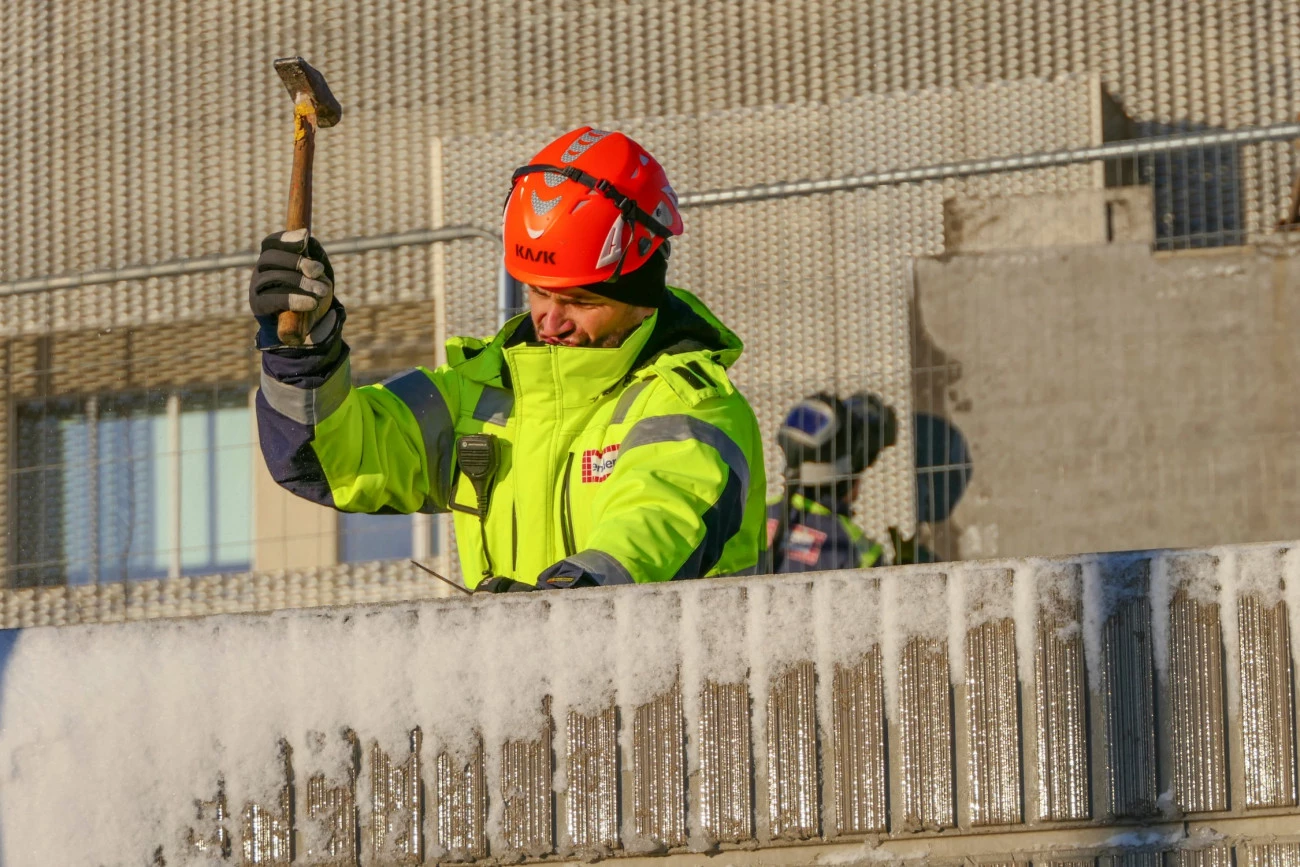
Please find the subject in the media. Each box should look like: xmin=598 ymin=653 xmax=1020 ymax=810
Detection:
xmin=273 ymin=56 xmax=343 ymax=345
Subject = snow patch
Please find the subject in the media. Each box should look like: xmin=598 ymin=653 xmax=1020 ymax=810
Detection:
xmin=1288 ymin=548 xmax=1300 ymax=687
xmin=948 ymin=565 xmax=1015 ymax=685
xmin=880 ymin=570 xmax=947 ymax=719
xmin=1081 ymin=553 xmax=1149 ymax=696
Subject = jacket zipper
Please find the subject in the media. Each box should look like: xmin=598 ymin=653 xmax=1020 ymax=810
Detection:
xmin=511 ymin=504 xmax=518 ymax=573
xmin=560 ymin=452 xmax=576 ymax=557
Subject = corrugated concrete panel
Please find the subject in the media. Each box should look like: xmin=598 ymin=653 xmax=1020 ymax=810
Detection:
xmin=1099 ymin=557 xmax=1159 ymax=819
xmin=1239 ymin=594 xmax=1298 ymax=808
xmin=1243 ymin=843 xmax=1300 ymax=867
xmin=963 ymin=568 xmax=1022 ymax=827
xmin=1165 ymin=553 xmax=1229 ymax=814
xmin=434 ymin=741 xmax=486 ymax=861
xmin=766 ymin=661 xmax=820 ymax=840
xmin=967 ymin=616 xmax=1022 ymax=825
xmin=185 ymin=781 xmax=232 ymax=859
xmin=897 ymin=636 xmax=955 ymax=831
xmin=631 ymin=688 xmax=687 ymax=849
xmin=1101 ymin=854 xmax=1162 ymax=867
xmin=241 ymin=797 xmax=292 ymax=866
xmin=369 ymin=731 xmax=423 ymax=863
xmin=831 ymin=650 xmax=889 ymax=835
xmin=1168 ymin=849 xmax=1234 ymax=867
xmin=301 ymin=729 xmax=360 ymax=867
xmin=239 ymin=743 xmax=294 ymax=866
xmin=304 ymin=770 xmax=358 ymax=867
xmin=697 ymin=681 xmax=753 ymax=843
xmin=565 ymin=706 xmax=620 ymax=853
xmin=1034 ymin=563 xmax=1092 ymax=821
xmin=501 ymin=718 xmax=554 ymax=857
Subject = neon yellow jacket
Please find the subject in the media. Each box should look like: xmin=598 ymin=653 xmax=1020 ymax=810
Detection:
xmin=257 ymin=287 xmax=767 ymax=588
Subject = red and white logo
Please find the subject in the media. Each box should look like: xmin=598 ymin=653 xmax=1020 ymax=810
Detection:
xmin=786 ymin=524 xmax=828 ymax=566
xmin=581 ymin=444 xmax=620 ymax=483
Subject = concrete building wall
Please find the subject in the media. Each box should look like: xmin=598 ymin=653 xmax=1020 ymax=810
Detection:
xmin=914 ymin=231 xmax=1300 ymax=560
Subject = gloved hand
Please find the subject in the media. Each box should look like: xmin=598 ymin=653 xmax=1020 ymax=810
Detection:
xmin=249 ymin=229 xmax=338 ymax=350
xmin=888 ymin=526 xmax=936 ymax=565
xmin=474 ymin=576 xmax=539 ymax=593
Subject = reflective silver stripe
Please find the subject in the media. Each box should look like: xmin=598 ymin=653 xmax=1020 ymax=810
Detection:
xmin=472 ymin=386 xmax=513 ymax=426
xmin=622 ymin=414 xmax=751 ymax=495
xmin=567 ymin=549 xmax=634 ymax=585
xmin=381 ymin=368 xmax=456 ymax=510
xmin=259 ymin=356 xmax=353 ymax=426
xmin=610 ymin=380 xmax=651 ymax=425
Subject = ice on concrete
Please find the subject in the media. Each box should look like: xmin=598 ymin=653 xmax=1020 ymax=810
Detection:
xmin=0 ymin=544 xmax=1292 ymax=865
xmin=879 ymin=568 xmax=948 ymax=719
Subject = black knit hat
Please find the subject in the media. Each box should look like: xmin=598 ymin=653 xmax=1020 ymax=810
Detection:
xmin=579 ymin=244 xmax=669 ymax=308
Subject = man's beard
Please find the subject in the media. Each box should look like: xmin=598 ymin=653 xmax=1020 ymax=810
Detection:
xmin=587 ymin=324 xmax=642 ymax=348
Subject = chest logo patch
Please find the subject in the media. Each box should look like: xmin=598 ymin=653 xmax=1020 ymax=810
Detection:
xmin=787 ymin=524 xmax=828 ymax=566
xmin=581 ymin=444 xmax=620 ymax=483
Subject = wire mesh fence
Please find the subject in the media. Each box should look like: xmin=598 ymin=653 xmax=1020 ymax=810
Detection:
xmin=3 ymin=0 xmax=1300 ymax=602
xmin=1 ymin=123 xmax=1296 ymax=596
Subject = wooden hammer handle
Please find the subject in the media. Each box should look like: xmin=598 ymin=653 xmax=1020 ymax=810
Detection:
xmin=277 ymin=99 xmax=318 ymax=346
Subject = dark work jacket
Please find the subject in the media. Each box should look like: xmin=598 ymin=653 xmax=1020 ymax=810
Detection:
xmin=764 ymin=492 xmax=884 ymax=574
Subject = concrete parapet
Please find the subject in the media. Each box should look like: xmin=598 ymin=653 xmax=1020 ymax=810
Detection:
xmin=1 ymin=542 xmax=1300 ymax=863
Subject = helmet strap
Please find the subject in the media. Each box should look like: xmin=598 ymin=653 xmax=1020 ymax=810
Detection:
xmin=509 ymin=163 xmax=675 ymax=241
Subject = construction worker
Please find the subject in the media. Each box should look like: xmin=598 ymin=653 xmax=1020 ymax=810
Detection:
xmin=250 ymin=127 xmax=766 ymax=590
xmin=765 ymin=392 xmax=897 ymax=573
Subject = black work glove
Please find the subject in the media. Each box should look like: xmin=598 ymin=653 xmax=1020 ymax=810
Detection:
xmin=474 ymin=576 xmax=539 ymax=593
xmin=536 ymin=560 xmax=601 ymax=589
xmin=249 ymin=229 xmax=338 ymax=350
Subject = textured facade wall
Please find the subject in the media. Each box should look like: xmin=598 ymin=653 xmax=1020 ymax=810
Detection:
xmin=4 ymin=0 xmax=1297 ymax=289
xmin=914 ymin=234 xmax=1300 ymax=561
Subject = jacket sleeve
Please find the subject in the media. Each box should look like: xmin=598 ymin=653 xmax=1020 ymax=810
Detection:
xmin=258 ymin=329 xmax=460 ymax=514
xmin=540 ymin=392 xmax=764 ymax=586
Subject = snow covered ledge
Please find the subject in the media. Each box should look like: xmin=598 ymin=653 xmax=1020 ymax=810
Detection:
xmin=3 ymin=543 xmax=1300 ymax=866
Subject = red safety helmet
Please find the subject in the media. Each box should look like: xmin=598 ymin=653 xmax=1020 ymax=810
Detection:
xmin=502 ymin=127 xmax=684 ymax=289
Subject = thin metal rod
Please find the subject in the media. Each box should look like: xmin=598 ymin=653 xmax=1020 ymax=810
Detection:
xmin=0 ymin=226 xmax=501 ymax=297
xmin=678 ymin=122 xmax=1300 ymax=207
xmin=7 ymin=122 xmax=1299 ymax=297
xmin=409 ymin=558 xmax=472 ymax=595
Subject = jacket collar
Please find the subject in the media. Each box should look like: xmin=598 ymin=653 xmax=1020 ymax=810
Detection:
xmin=448 ymin=286 xmax=743 ymax=393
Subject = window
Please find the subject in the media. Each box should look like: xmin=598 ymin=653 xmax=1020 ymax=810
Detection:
xmin=12 ymin=388 xmax=254 ymax=586
xmin=338 ymin=511 xmax=440 ymax=563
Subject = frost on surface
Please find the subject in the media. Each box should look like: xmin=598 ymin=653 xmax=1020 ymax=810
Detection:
xmin=879 ymin=569 xmax=947 ymax=719
xmin=0 ymin=546 xmax=1285 ymax=863
xmin=947 ymin=565 xmax=1014 ymax=685
xmin=1080 ymin=552 xmax=1150 ymax=696
xmin=1149 ymin=550 xmax=1221 ymax=689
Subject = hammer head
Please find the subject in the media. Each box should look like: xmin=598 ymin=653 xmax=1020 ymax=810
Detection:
xmin=274 ymin=56 xmax=342 ymax=128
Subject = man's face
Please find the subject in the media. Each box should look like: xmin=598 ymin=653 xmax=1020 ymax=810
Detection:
xmin=528 ymin=285 xmax=654 ymax=348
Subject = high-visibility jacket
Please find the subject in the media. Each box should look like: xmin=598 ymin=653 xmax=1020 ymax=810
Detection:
xmin=257 ymin=287 xmax=767 ymax=588
xmin=764 ymin=492 xmax=883 ymax=573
